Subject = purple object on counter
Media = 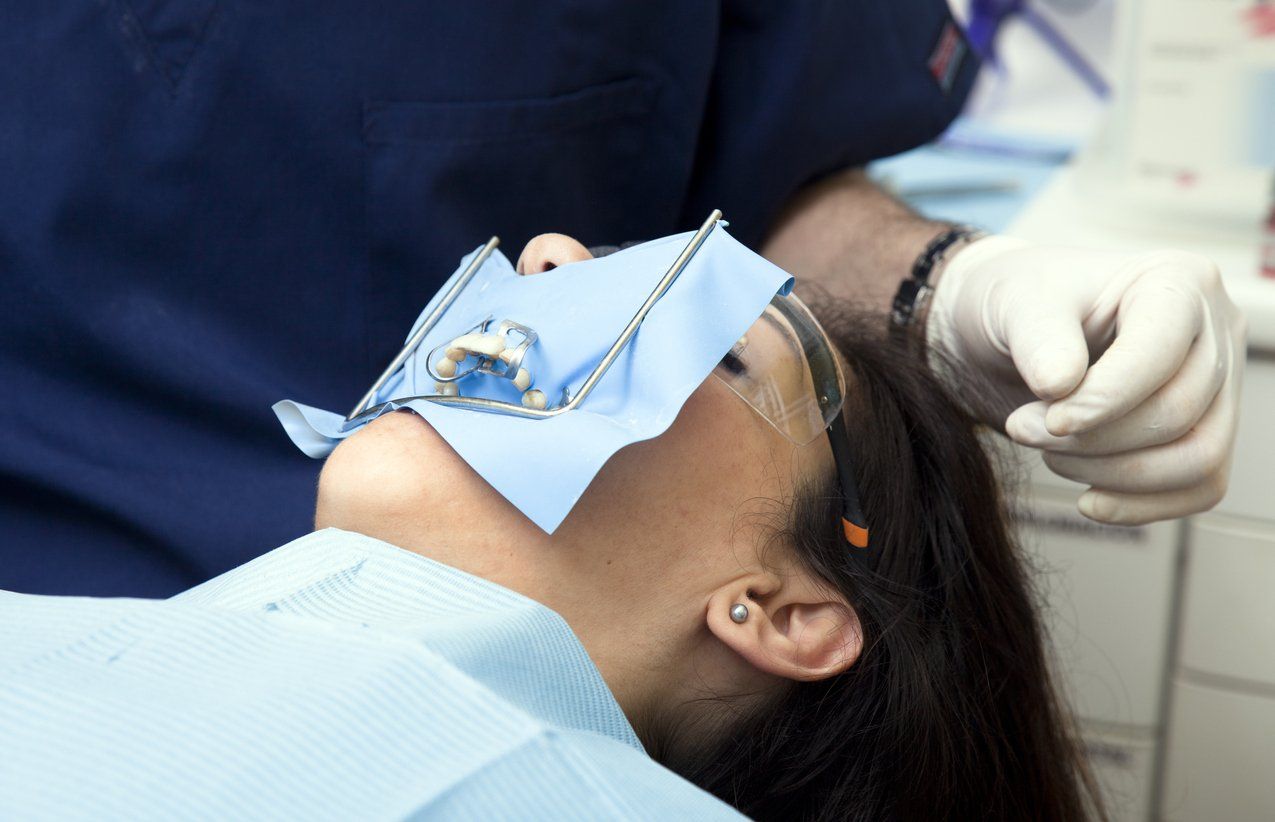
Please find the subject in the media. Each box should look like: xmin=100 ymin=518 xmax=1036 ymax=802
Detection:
xmin=967 ymin=0 xmax=1110 ymax=99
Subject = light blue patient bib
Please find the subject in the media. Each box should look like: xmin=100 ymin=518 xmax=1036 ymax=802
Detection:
xmin=0 ymin=529 xmax=742 ymax=820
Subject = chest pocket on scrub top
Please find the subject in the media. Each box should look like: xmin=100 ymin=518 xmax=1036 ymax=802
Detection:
xmin=360 ymin=77 xmax=661 ymax=374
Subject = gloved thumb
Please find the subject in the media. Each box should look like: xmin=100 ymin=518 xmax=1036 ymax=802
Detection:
xmin=1000 ymin=301 xmax=1090 ymax=401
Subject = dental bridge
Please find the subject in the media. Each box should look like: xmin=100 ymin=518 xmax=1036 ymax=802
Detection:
xmin=428 ymin=320 xmax=545 ymax=409
xmin=342 ymin=209 xmax=726 ymax=431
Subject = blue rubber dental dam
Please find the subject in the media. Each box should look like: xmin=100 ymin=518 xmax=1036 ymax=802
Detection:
xmin=274 ymin=215 xmax=794 ymax=533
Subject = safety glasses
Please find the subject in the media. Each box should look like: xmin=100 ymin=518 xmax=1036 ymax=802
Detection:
xmin=715 ymin=293 xmax=867 ymax=548
xmin=715 ymin=294 xmax=845 ymax=447
xmin=342 ymin=210 xmax=868 ymax=548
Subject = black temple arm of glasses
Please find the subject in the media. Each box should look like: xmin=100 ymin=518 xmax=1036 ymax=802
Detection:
xmin=827 ymin=410 xmax=869 ymax=549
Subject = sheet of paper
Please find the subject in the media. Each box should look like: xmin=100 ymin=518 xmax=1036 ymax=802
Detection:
xmin=1114 ymin=0 xmax=1274 ymax=219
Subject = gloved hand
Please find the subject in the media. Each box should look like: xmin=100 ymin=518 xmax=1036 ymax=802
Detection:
xmin=927 ymin=236 xmax=1247 ymax=526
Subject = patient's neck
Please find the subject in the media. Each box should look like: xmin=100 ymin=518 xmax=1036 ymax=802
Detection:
xmin=384 ymin=511 xmax=688 ymax=721
xmin=413 ymin=520 xmax=783 ymax=770
xmin=312 ymin=408 xmax=774 ymax=760
xmin=338 ymin=509 xmax=748 ymax=761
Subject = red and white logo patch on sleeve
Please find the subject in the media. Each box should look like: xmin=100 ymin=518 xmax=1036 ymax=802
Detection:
xmin=928 ymin=19 xmax=970 ymax=94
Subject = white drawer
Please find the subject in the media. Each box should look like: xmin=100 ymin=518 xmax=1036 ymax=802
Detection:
xmin=1162 ymin=679 xmax=1275 ymax=822
xmin=1211 ymin=356 xmax=1275 ymax=521
xmin=1179 ymin=516 xmax=1275 ymax=686
xmin=1015 ymin=491 xmax=1181 ymax=727
xmin=1081 ymin=724 xmax=1157 ymax=822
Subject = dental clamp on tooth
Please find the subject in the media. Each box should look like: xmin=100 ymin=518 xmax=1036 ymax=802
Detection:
xmin=425 ymin=319 xmax=547 ymax=409
xmin=342 ymin=208 xmax=724 ymax=431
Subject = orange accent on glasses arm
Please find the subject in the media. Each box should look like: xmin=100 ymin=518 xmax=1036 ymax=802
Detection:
xmin=842 ymin=518 xmax=869 ymax=549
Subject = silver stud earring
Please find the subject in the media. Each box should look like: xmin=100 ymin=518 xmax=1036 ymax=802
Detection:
xmin=729 ymin=603 xmax=749 ymax=623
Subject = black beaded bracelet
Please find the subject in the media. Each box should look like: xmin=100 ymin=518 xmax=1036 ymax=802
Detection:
xmin=890 ymin=225 xmax=985 ymax=331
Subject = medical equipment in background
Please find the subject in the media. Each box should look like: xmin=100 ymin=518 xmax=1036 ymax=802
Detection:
xmin=966 ymin=0 xmax=1111 ymax=100
xmin=1079 ymin=0 xmax=1275 ymax=230
xmin=955 ymin=0 xmax=1117 ymax=143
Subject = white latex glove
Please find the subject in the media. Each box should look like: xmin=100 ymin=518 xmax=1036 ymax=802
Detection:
xmin=928 ymin=236 xmax=1247 ymax=526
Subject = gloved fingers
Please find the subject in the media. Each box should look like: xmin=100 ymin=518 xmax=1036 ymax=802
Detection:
xmin=996 ymin=286 xmax=1092 ymax=401
xmin=1040 ymin=365 xmax=1238 ymax=493
xmin=1006 ymin=322 xmax=1226 ymax=455
xmin=1075 ymin=473 xmax=1231 ymax=526
xmin=1044 ymin=264 xmax=1205 ymax=436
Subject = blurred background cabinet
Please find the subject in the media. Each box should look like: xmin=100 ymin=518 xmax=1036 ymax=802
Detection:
xmin=1015 ymin=491 xmax=1177 ymax=821
xmin=888 ymin=3 xmax=1275 ymax=817
xmin=1159 ymin=360 xmax=1275 ymax=822
xmin=1006 ymin=257 xmax=1275 ymax=822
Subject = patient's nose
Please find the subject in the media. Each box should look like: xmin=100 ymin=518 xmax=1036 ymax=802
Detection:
xmin=517 ymin=233 xmax=592 ymax=274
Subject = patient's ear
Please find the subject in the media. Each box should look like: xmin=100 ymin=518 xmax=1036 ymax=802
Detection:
xmin=516 ymin=233 xmax=592 ymax=274
xmin=706 ymin=570 xmax=861 ymax=682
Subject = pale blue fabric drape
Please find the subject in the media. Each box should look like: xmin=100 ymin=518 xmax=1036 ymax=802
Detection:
xmin=0 ymin=529 xmax=742 ymax=820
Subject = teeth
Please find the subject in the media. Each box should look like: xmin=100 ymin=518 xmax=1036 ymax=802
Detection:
xmin=434 ymin=357 xmax=458 ymax=378
xmin=436 ymin=327 xmax=538 ymax=401
xmin=448 ymin=332 xmax=505 ymax=358
xmin=434 ymin=381 xmax=460 ymax=397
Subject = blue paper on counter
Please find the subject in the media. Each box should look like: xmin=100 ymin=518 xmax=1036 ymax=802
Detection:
xmin=870 ymin=119 xmax=1073 ymax=233
xmin=274 ymin=225 xmax=793 ymax=533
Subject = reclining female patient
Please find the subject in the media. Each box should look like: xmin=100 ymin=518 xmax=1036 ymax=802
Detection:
xmin=0 ymin=234 xmax=1100 ymax=820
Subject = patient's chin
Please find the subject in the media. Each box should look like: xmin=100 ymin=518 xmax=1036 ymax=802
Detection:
xmin=315 ymin=411 xmax=461 ymax=537
xmin=313 ymin=410 xmax=533 ymax=553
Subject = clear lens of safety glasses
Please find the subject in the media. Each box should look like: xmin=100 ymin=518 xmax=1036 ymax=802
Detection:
xmin=713 ymin=293 xmax=846 ymax=446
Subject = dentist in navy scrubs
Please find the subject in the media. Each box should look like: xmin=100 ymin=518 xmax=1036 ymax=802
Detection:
xmin=0 ymin=1 xmax=1246 ymax=596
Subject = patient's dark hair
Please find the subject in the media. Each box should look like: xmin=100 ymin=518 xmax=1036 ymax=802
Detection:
xmin=672 ymin=304 xmax=1103 ymax=821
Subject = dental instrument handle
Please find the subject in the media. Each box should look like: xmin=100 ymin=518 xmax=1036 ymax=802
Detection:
xmin=346 ymin=236 xmax=500 ymax=421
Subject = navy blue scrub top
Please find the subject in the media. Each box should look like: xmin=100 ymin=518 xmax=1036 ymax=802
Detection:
xmin=0 ymin=1 xmax=976 ymax=596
